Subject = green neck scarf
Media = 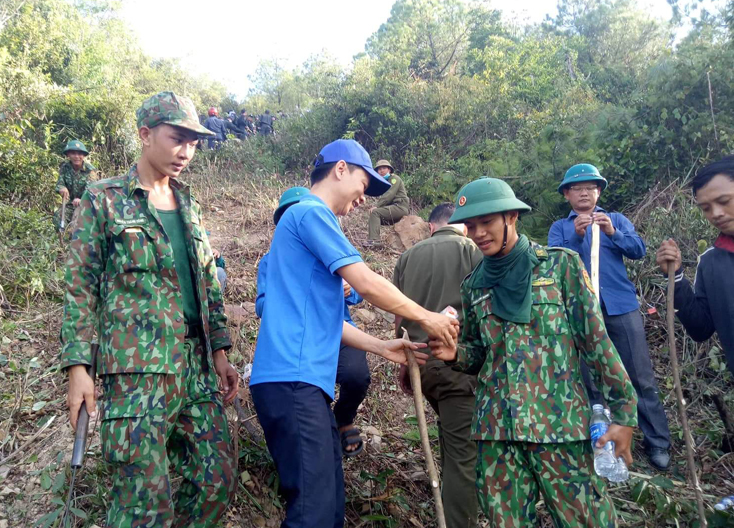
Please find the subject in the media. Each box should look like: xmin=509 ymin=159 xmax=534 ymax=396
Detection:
xmin=469 ymin=235 xmax=539 ymax=324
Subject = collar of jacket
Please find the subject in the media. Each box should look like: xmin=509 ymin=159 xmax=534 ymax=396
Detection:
xmin=431 ymin=225 xmax=464 ymax=238
xmin=125 ymin=163 xmax=190 ymax=200
xmin=568 ymin=205 xmax=606 ymax=218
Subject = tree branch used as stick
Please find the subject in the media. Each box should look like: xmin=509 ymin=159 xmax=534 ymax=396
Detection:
xmin=667 ymin=265 xmax=708 ymax=525
xmin=402 ymin=329 xmax=446 ymax=528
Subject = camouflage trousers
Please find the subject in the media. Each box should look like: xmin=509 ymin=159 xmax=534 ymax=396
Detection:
xmin=476 ymin=440 xmax=616 ymax=528
xmin=100 ymin=338 xmax=235 ymax=528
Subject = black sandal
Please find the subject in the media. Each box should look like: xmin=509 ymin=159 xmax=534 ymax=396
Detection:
xmin=340 ymin=427 xmax=364 ymax=458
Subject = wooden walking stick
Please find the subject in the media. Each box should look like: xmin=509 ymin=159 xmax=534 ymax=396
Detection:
xmin=590 ymin=223 xmax=601 ymax=301
xmin=402 ymin=328 xmax=446 ymax=528
xmin=667 ymin=264 xmax=708 ymax=526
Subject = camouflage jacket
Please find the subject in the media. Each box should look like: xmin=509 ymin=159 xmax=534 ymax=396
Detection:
xmin=55 ymin=160 xmax=96 ymax=201
xmin=454 ymin=244 xmax=638 ymax=443
xmin=60 ymin=164 xmax=230 ymax=375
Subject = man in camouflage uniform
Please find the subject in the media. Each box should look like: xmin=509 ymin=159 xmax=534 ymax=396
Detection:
xmin=430 ymin=178 xmax=638 ymax=527
xmin=60 ymin=91 xmax=238 ymax=528
xmin=366 ymin=159 xmax=409 ymax=246
xmin=54 ymin=140 xmax=96 ymax=231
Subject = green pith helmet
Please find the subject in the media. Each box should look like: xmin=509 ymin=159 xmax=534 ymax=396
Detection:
xmin=63 ymin=140 xmax=89 ymax=154
xmin=557 ymin=163 xmax=608 ymax=194
xmin=274 ymin=187 xmax=310 ymax=225
xmin=448 ymin=178 xmax=531 ymax=224
xmin=374 ymin=159 xmax=394 ymax=172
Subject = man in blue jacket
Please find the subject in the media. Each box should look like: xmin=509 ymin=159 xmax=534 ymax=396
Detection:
xmin=549 ymin=163 xmax=671 ymax=470
xmin=255 ymin=187 xmax=371 ymax=457
xmin=656 ymin=156 xmax=734 ymax=376
xmin=203 ymin=107 xmax=228 ymax=149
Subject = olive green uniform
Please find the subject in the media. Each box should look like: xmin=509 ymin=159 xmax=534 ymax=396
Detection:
xmin=393 ymin=226 xmax=483 ymax=528
xmin=368 ymin=174 xmax=409 ymax=240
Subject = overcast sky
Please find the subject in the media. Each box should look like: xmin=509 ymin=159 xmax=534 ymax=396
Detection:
xmin=119 ymin=0 xmax=715 ymax=99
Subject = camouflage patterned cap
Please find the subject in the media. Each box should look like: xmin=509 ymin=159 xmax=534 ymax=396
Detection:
xmin=136 ymin=91 xmax=213 ymax=136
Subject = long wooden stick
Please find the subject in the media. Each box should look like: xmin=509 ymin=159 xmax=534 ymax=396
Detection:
xmin=403 ymin=329 xmax=446 ymax=528
xmin=667 ymin=265 xmax=707 ymax=525
xmin=590 ymin=223 xmax=601 ymax=302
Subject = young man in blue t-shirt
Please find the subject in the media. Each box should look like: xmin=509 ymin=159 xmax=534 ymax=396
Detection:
xmin=250 ymin=139 xmax=458 ymax=528
xmin=255 ymin=186 xmax=371 ymax=458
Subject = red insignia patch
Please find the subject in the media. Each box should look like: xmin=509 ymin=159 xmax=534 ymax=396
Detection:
xmin=458 ymin=196 xmax=467 ymax=206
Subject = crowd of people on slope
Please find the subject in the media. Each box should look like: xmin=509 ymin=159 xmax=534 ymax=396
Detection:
xmin=54 ymin=90 xmax=734 ymax=528
xmin=199 ymin=106 xmax=285 ymax=149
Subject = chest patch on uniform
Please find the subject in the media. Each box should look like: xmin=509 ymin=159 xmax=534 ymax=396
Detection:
xmin=582 ymin=269 xmax=595 ymax=293
xmin=390 ymin=178 xmax=397 ymax=184
xmin=114 ymin=217 xmax=147 ymax=226
xmin=124 ymin=226 xmax=143 ymax=234
xmin=471 ymin=292 xmax=491 ymax=306
xmin=532 ymin=278 xmax=555 ymax=287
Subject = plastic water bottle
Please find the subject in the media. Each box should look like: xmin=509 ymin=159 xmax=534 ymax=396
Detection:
xmin=603 ymin=409 xmax=629 ymax=482
xmin=715 ymin=496 xmax=734 ymax=511
xmin=590 ymin=404 xmax=618 ymax=479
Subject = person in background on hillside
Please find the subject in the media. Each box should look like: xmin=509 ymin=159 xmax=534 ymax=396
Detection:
xmin=223 ymin=113 xmax=245 ymax=139
xmin=394 ymin=202 xmax=483 ymax=528
xmin=430 ymin=177 xmax=638 ymax=528
xmin=255 ymin=186 xmax=372 ymax=457
xmin=235 ymin=109 xmax=252 ymax=138
xmin=656 ymin=156 xmax=734 ymax=376
xmin=203 ymin=106 xmax=228 ymax=149
xmin=250 ymin=139 xmax=458 ymax=528
xmin=61 ymin=91 xmax=237 ymax=527
xmin=548 ymin=163 xmax=671 ymax=470
xmin=365 ymin=159 xmax=409 ymax=247
xmin=54 ymin=140 xmax=96 ymax=232
xmin=258 ymin=109 xmax=274 ymax=136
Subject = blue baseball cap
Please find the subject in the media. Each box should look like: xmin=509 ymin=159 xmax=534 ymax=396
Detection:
xmin=312 ymin=139 xmax=391 ymax=197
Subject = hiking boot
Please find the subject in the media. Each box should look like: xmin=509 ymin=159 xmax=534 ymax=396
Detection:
xmin=646 ymin=447 xmax=671 ymax=470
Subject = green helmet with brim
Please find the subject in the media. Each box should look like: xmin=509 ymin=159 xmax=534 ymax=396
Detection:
xmin=448 ymin=178 xmax=531 ymax=224
xmin=557 ymin=163 xmax=608 ymax=194
xmin=274 ymin=186 xmax=310 ymax=225
xmin=63 ymin=140 xmax=89 ymax=154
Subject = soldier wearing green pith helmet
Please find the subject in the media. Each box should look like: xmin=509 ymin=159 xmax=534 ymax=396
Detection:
xmin=54 ymin=140 xmax=97 ymax=231
xmin=60 ymin=91 xmax=237 ymax=527
xmin=429 ymin=177 xmax=638 ymax=528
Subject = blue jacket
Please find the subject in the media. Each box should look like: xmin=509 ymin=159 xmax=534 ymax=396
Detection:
xmin=203 ymin=116 xmax=228 ymax=141
xmin=548 ymin=206 xmax=645 ymax=316
xmin=255 ymin=252 xmax=362 ymax=324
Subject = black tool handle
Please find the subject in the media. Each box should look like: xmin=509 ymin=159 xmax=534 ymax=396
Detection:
xmin=70 ymin=346 xmax=98 ymax=468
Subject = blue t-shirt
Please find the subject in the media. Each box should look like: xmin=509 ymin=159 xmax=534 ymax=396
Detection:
xmin=256 ymin=252 xmax=363 ymax=325
xmin=250 ymin=195 xmax=363 ymax=398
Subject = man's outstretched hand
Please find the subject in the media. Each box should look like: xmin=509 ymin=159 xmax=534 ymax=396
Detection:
xmin=376 ymin=339 xmax=428 ymax=366
xmin=419 ymin=312 xmax=459 ymax=348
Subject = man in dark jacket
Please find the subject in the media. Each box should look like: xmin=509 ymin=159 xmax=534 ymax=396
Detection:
xmin=203 ymin=107 xmax=228 ymax=149
xmin=657 ymin=156 xmax=734 ymax=376
xmin=258 ymin=110 xmax=274 ymax=135
xmin=235 ymin=109 xmax=252 ymax=138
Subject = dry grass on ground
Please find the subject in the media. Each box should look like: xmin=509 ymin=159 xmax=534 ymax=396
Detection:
xmin=1 ymin=169 xmax=734 ymax=527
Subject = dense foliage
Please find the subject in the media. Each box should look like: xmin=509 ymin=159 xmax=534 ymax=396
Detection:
xmin=1 ymin=0 xmax=733 ymax=300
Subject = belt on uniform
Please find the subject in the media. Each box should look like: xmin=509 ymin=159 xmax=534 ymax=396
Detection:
xmin=185 ymin=323 xmax=204 ymax=339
